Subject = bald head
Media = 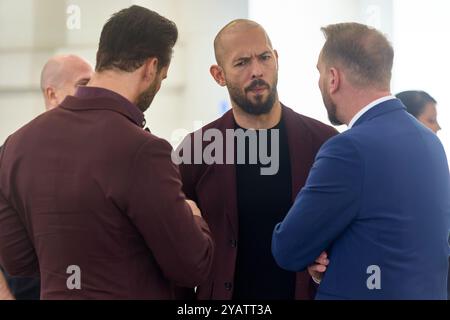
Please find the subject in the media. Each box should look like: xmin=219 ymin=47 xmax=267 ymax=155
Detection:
xmin=40 ymin=54 xmax=93 ymax=110
xmin=209 ymin=19 xmax=279 ymax=120
xmin=214 ymin=19 xmax=273 ymax=67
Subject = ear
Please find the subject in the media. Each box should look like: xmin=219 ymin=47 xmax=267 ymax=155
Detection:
xmin=210 ymin=65 xmax=226 ymax=87
xmin=45 ymin=87 xmax=58 ymax=110
xmin=328 ymin=67 xmax=340 ymax=94
xmin=142 ymin=57 xmax=159 ymax=84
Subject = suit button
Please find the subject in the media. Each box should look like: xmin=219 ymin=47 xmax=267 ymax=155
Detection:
xmin=230 ymin=239 xmax=237 ymax=248
xmin=224 ymin=282 xmax=233 ymax=291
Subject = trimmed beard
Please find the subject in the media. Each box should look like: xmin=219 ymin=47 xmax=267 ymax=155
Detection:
xmin=136 ymin=79 xmax=159 ymax=113
xmin=321 ymin=86 xmax=343 ymax=126
xmin=227 ymin=77 xmax=278 ymax=116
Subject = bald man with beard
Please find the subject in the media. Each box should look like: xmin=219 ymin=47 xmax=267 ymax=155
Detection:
xmin=0 ymin=54 xmax=93 ymax=300
xmin=177 ymin=19 xmax=337 ymax=300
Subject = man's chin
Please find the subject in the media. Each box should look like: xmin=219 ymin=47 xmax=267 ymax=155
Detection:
xmin=327 ymin=113 xmax=343 ymax=126
xmin=248 ymin=94 xmax=267 ymax=106
xmin=248 ymin=103 xmax=274 ymax=116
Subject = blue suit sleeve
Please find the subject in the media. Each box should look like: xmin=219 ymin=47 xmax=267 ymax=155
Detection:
xmin=272 ymin=134 xmax=363 ymax=271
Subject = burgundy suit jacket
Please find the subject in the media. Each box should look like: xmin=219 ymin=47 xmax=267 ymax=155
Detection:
xmin=0 ymin=87 xmax=214 ymax=299
xmin=178 ymin=105 xmax=337 ymax=300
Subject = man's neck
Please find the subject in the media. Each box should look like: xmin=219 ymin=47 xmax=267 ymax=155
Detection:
xmin=87 ymin=71 xmax=138 ymax=105
xmin=232 ymin=100 xmax=282 ymax=129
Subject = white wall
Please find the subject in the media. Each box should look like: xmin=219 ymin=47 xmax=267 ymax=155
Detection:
xmin=249 ymin=0 xmax=394 ymax=130
xmin=392 ymin=0 xmax=450 ymax=164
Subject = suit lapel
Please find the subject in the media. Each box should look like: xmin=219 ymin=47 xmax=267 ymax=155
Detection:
xmin=282 ymin=106 xmax=315 ymax=202
xmin=214 ymin=110 xmax=239 ymax=238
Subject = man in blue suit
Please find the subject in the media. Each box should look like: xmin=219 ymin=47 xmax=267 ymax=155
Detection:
xmin=272 ymin=22 xmax=450 ymax=300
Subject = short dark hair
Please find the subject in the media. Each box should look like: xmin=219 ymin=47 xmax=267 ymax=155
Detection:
xmin=321 ymin=23 xmax=394 ymax=89
xmin=96 ymin=5 xmax=178 ymax=72
xmin=396 ymin=90 xmax=437 ymax=118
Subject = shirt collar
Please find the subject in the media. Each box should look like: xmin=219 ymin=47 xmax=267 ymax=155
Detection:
xmin=74 ymin=86 xmax=146 ymax=128
xmin=348 ymin=95 xmax=397 ymax=129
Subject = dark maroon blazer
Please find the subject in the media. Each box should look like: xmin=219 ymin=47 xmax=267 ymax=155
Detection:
xmin=0 ymin=87 xmax=214 ymax=299
xmin=178 ymin=105 xmax=337 ymax=300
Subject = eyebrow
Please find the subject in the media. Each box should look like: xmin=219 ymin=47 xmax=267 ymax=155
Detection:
xmin=233 ymin=56 xmax=251 ymax=63
xmin=259 ymin=51 xmax=271 ymax=57
xmin=233 ymin=51 xmax=272 ymax=63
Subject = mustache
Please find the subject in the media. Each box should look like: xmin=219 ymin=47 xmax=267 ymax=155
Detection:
xmin=245 ymin=79 xmax=270 ymax=93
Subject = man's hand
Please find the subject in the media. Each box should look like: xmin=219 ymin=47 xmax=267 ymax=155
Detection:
xmin=308 ymin=251 xmax=329 ymax=284
xmin=185 ymin=200 xmax=202 ymax=217
xmin=0 ymin=270 xmax=14 ymax=300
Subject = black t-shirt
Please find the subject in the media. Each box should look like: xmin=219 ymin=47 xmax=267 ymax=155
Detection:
xmin=233 ymin=118 xmax=296 ymax=300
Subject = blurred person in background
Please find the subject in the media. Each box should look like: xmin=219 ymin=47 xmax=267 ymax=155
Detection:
xmin=396 ymin=90 xmax=441 ymax=134
xmin=0 ymin=54 xmax=93 ymax=300
xmin=40 ymin=54 xmax=93 ymax=111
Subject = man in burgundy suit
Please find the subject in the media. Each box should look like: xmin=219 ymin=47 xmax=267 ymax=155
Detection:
xmin=0 ymin=5 xmax=214 ymax=299
xmin=176 ymin=19 xmax=337 ymax=300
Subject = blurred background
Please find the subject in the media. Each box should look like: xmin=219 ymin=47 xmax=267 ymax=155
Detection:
xmin=0 ymin=0 xmax=449 ymax=165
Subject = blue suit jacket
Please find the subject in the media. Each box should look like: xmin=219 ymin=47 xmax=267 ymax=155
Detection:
xmin=272 ymin=99 xmax=450 ymax=299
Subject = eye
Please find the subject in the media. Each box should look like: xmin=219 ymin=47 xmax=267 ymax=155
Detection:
xmin=235 ymin=60 xmax=247 ymax=67
xmin=259 ymin=53 xmax=272 ymax=61
xmin=76 ymin=79 xmax=90 ymax=87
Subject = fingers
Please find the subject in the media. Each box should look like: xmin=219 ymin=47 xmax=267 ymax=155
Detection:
xmin=185 ymin=199 xmax=202 ymax=217
xmin=315 ymin=251 xmax=329 ymax=265
xmin=307 ymin=264 xmax=325 ymax=283
xmin=309 ymin=263 xmax=327 ymax=273
xmin=308 ymin=252 xmax=330 ymax=282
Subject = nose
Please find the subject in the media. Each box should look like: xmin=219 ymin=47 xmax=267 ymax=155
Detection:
xmin=251 ymin=60 xmax=263 ymax=79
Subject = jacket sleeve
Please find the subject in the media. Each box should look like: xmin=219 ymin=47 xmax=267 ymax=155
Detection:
xmin=126 ymin=137 xmax=214 ymax=288
xmin=0 ymin=144 xmax=39 ymax=277
xmin=272 ymin=134 xmax=363 ymax=272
